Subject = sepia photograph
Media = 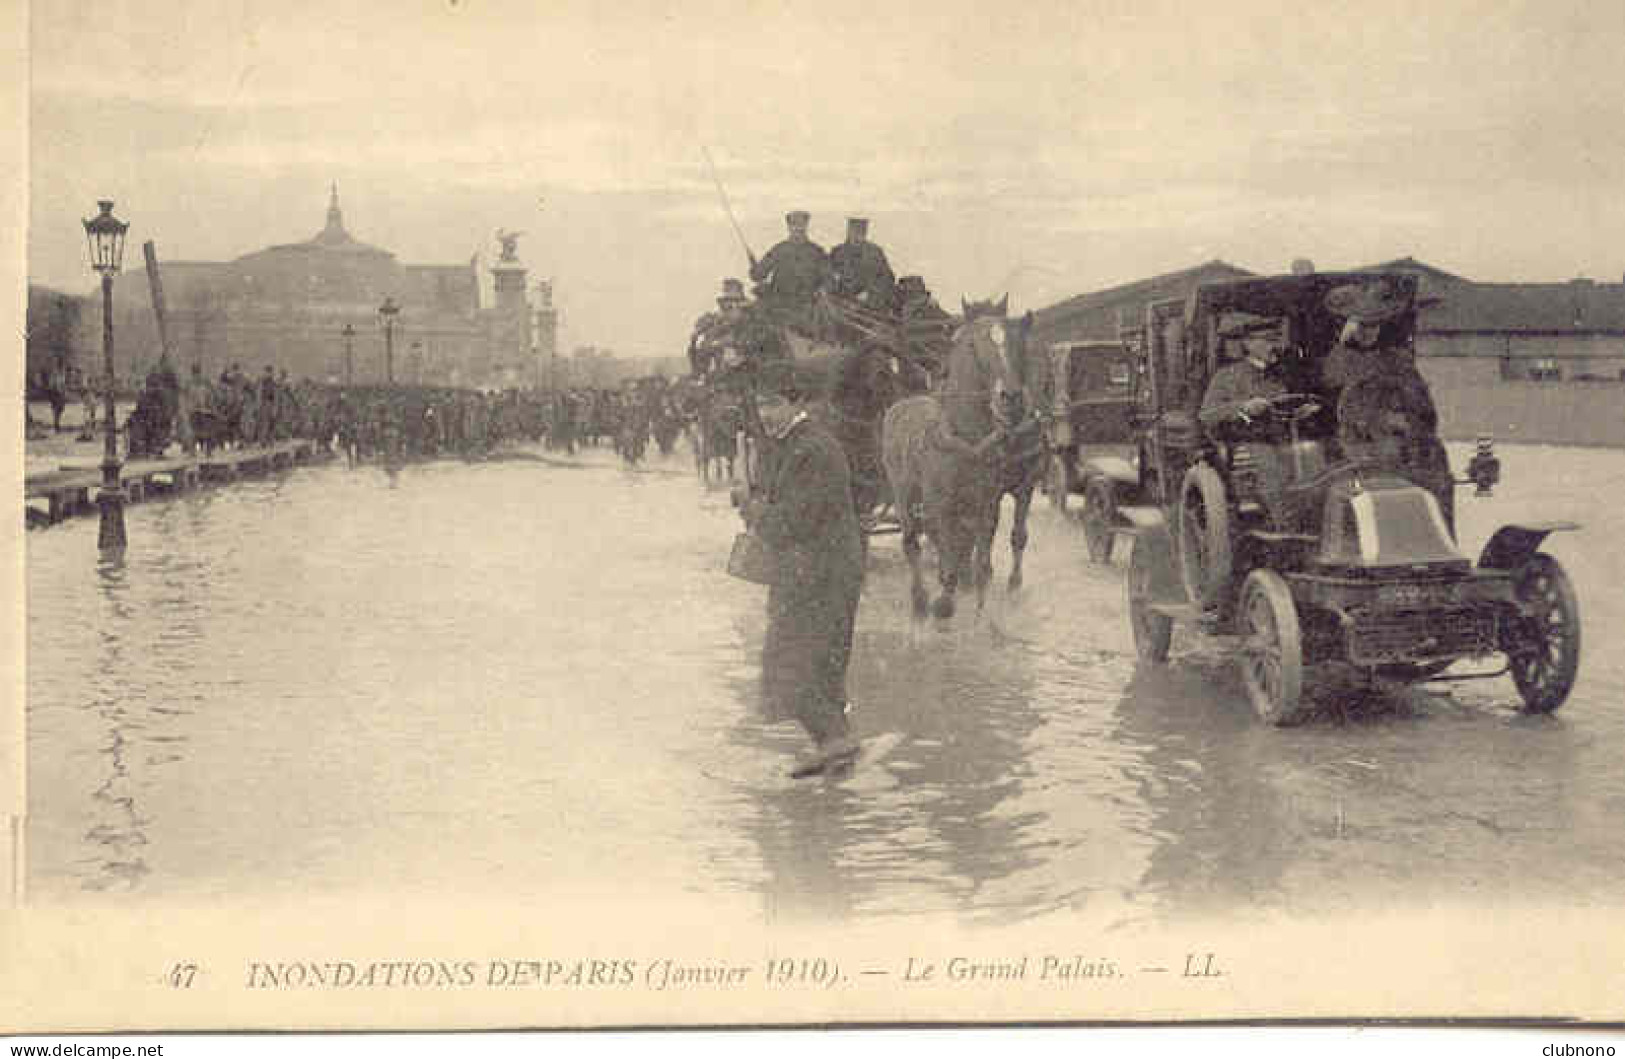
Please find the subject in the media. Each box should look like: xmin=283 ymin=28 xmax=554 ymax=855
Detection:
xmin=5 ymin=0 xmax=1625 ymax=1037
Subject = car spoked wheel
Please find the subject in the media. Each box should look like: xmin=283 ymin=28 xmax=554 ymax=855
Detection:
xmin=1507 ymin=552 xmax=1581 ymax=714
xmin=1127 ymin=534 xmax=1172 ymax=663
xmin=1238 ymin=569 xmax=1305 ymax=725
xmin=1082 ymin=477 xmax=1115 ymax=563
xmin=1178 ymin=464 xmax=1232 ymax=609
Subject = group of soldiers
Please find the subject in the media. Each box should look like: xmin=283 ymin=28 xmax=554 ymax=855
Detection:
xmin=326 ymin=386 xmax=549 ymax=462
xmin=688 ymin=210 xmax=955 ymax=387
xmin=124 ymin=361 xmax=309 ymax=457
xmin=748 ymin=213 xmax=898 ymax=329
xmin=541 ymin=379 xmax=690 ymax=461
xmin=110 ymin=359 xmax=563 ymax=463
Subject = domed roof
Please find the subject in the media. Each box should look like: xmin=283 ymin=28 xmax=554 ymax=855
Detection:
xmin=255 ymin=184 xmax=392 ymax=258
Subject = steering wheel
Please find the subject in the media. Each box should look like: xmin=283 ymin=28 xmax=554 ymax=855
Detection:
xmin=1259 ymin=392 xmax=1324 ymax=421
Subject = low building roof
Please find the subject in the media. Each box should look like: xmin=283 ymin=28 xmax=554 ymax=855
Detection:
xmin=1032 ymin=259 xmax=1254 ymax=329
xmin=1421 ymin=280 xmax=1625 ymax=334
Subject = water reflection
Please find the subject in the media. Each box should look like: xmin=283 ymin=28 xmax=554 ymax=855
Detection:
xmin=1109 ymin=661 xmax=1293 ymax=919
xmin=24 ymin=442 xmax=1625 ymax=918
xmin=733 ymin=604 xmax=1051 ymax=923
xmin=83 ymin=557 xmax=151 ymax=890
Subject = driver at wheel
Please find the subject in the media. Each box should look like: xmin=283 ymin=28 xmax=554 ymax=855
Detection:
xmin=1199 ymin=311 xmax=1288 ymax=433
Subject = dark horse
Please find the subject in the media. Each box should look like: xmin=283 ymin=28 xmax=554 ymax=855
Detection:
xmin=788 ymin=330 xmax=902 ymax=524
xmin=881 ymin=296 xmax=1040 ymax=619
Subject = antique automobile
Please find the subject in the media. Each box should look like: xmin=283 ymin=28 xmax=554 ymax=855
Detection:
xmin=1043 ymin=337 xmax=1141 ymax=561
xmin=1105 ymin=270 xmax=1580 ymax=724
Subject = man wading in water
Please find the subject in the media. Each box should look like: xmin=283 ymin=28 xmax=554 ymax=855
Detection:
xmin=746 ymin=359 xmax=863 ymax=778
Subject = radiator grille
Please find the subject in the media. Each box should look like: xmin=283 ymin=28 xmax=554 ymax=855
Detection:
xmin=1347 ymin=608 xmax=1497 ymax=664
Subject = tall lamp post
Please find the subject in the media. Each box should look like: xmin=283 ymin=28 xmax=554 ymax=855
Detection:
xmin=378 ymin=296 xmax=400 ymax=385
xmin=341 ymin=322 xmax=356 ymax=386
xmin=83 ymin=200 xmax=129 ymax=554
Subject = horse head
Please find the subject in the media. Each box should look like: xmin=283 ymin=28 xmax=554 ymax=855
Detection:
xmin=950 ymin=295 xmax=1028 ymax=430
xmin=960 ymin=294 xmax=1009 ymax=323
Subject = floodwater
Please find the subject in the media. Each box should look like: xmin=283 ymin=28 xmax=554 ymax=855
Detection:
xmin=24 ymin=441 xmax=1625 ymax=924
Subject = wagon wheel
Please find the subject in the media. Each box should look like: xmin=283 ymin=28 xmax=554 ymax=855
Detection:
xmin=1047 ymin=454 xmax=1074 ymax=515
xmin=1082 ymin=476 xmax=1116 ymax=563
xmin=1126 ymin=533 xmax=1172 ymax=663
xmin=1238 ymin=568 xmax=1305 ymax=726
xmin=1506 ymin=552 xmax=1581 ymax=714
xmin=1178 ymin=463 xmax=1233 ymax=610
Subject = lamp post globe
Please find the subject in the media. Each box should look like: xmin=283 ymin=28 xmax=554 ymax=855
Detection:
xmin=83 ymin=200 xmax=129 ymax=554
xmin=378 ymin=296 xmax=400 ymax=385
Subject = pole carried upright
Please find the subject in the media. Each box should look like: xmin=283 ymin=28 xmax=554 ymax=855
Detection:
xmin=701 ymin=146 xmax=756 ymax=268
xmin=144 ymin=240 xmax=195 ymax=453
xmin=143 ymin=241 xmax=174 ymax=364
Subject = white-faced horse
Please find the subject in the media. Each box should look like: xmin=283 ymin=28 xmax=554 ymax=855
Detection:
xmin=881 ymin=296 xmax=1040 ymax=619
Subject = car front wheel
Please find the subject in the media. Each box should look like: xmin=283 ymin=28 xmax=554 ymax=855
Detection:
xmin=1507 ymin=552 xmax=1581 ymax=714
xmin=1238 ymin=568 xmax=1306 ymax=725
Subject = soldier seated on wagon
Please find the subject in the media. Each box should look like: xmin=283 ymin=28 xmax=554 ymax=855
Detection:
xmin=690 ymin=278 xmax=749 ymax=378
xmin=828 ymin=217 xmax=895 ymax=308
xmin=749 ymin=210 xmax=830 ymax=336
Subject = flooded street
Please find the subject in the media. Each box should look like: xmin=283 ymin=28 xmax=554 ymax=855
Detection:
xmin=24 ymin=441 xmax=1625 ymax=925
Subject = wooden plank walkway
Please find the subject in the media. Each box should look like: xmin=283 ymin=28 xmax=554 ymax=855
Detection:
xmin=25 ymin=440 xmax=329 ymax=527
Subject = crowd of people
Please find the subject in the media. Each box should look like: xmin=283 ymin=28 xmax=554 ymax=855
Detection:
xmin=540 ymin=378 xmax=692 ymax=463
xmin=79 ymin=359 xmax=578 ymax=462
xmin=29 ymin=353 xmax=711 ymax=471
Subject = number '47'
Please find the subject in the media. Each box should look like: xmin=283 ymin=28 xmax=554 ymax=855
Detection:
xmin=168 ymin=963 xmax=198 ymax=988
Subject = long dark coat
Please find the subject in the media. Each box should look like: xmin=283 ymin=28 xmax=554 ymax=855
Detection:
xmin=1322 ymin=341 xmax=1453 ymax=524
xmin=755 ymin=417 xmax=864 ymax=742
xmin=829 ymin=240 xmax=896 ymax=306
xmin=750 ymin=239 xmax=830 ymax=331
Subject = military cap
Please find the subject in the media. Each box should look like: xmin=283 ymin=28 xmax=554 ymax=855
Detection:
xmin=718 ymin=277 xmax=747 ymax=303
xmin=1216 ymin=310 xmax=1281 ymax=338
xmin=846 ymin=217 xmax=869 ymax=232
xmin=898 ymin=275 xmax=928 ymax=294
xmin=1325 ymin=280 xmax=1410 ymax=323
xmin=785 ymin=210 xmax=810 ymax=227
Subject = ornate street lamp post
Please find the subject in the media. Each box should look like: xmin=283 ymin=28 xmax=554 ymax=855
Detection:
xmin=83 ymin=200 xmax=129 ymax=553
xmin=378 ymin=296 xmax=400 ymax=385
xmin=341 ymin=322 xmax=356 ymax=386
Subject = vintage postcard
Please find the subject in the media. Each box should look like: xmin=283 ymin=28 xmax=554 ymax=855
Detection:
xmin=5 ymin=0 xmax=1625 ymax=1036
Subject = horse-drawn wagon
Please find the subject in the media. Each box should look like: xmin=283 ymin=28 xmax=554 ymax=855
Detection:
xmin=1100 ymin=270 xmax=1580 ymax=723
xmin=710 ymin=290 xmax=951 ymax=535
xmin=718 ymin=282 xmax=1051 ymax=621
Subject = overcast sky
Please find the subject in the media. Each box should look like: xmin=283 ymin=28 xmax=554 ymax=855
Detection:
xmin=27 ymin=0 xmax=1625 ymax=357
